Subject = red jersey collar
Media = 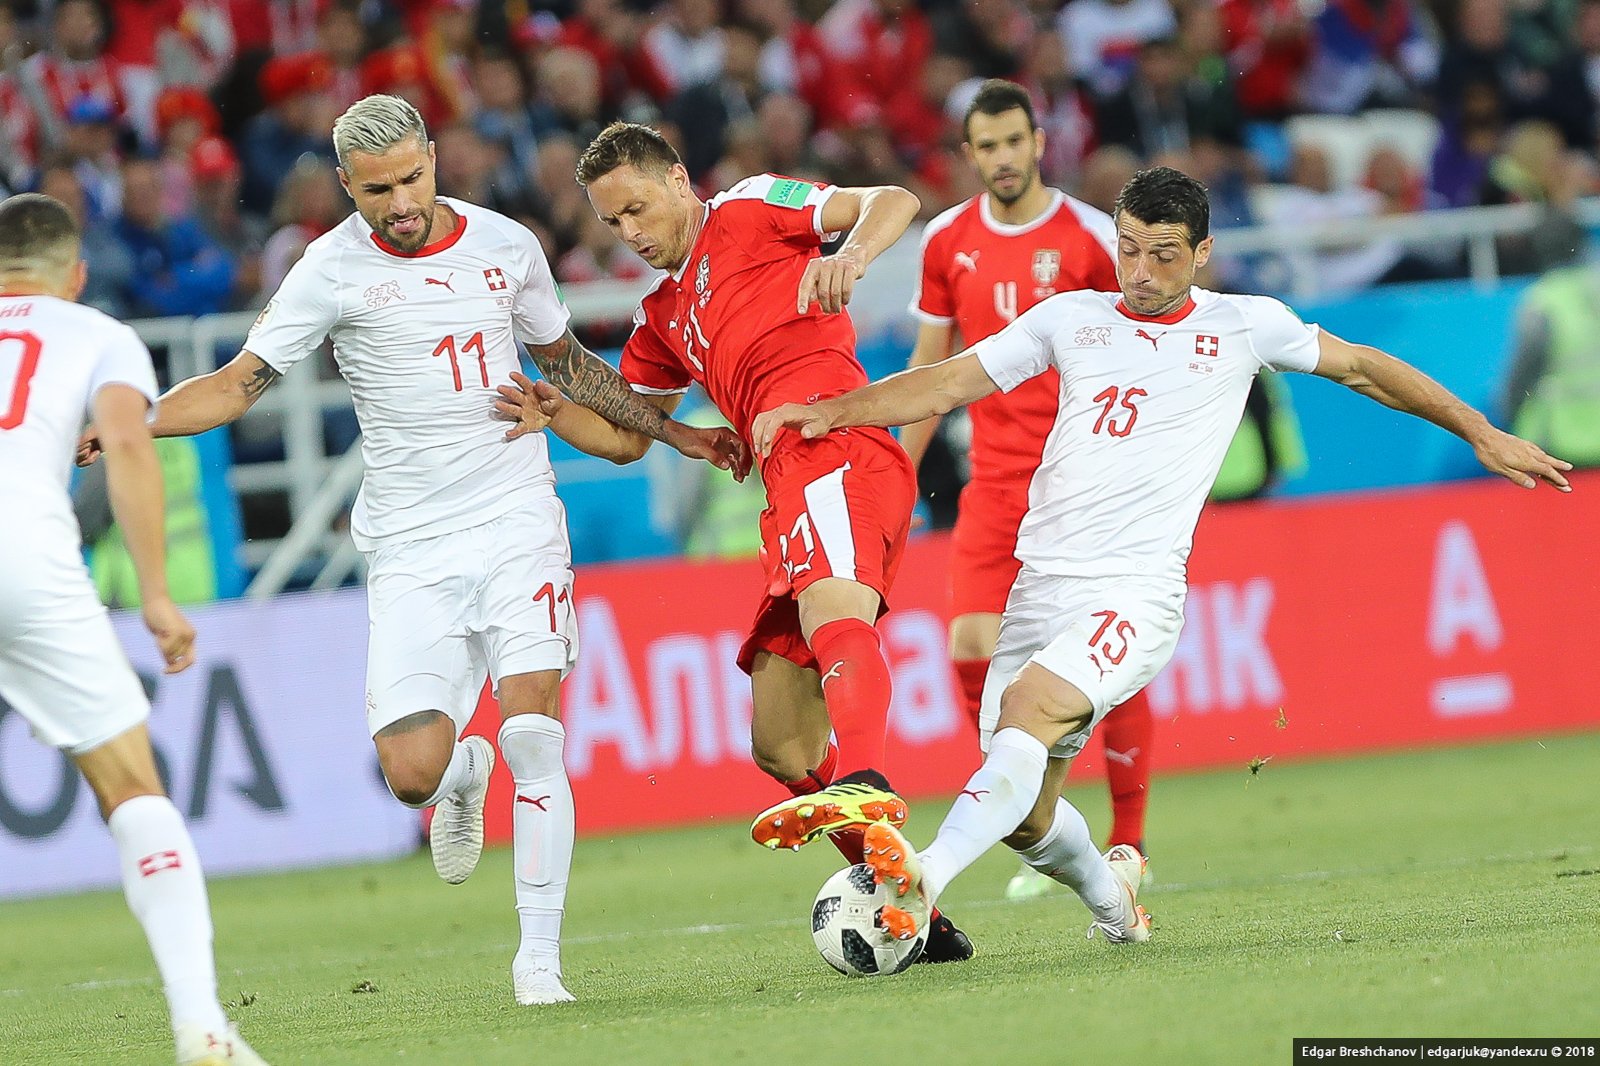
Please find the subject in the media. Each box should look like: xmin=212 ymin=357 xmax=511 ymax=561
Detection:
xmin=370 ymin=207 xmax=468 ymax=258
xmin=1115 ymin=293 xmax=1197 ymax=324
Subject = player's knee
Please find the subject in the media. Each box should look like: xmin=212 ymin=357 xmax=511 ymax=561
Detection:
xmin=749 ymin=740 xmax=805 ymax=784
xmin=382 ymin=763 xmax=444 ymax=808
xmin=1002 ymin=814 xmax=1050 ymax=853
xmin=1001 ymin=676 xmax=1090 ymax=736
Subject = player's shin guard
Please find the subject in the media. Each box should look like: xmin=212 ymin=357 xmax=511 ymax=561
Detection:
xmin=108 ymin=795 xmax=228 ymax=1035
xmin=778 ymin=744 xmax=865 ymax=863
xmin=808 ymin=618 xmax=892 ymax=777
xmin=1102 ymin=692 xmax=1153 ymax=848
xmin=918 ymin=728 xmax=1048 ymax=901
xmin=499 ymin=714 xmax=574 ymax=972
xmin=952 ymin=659 xmax=988 ymax=732
xmin=1012 ymin=797 xmax=1123 ymax=921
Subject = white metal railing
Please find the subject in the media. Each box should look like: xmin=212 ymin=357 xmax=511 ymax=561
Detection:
xmin=125 ymin=198 xmax=1596 ymax=598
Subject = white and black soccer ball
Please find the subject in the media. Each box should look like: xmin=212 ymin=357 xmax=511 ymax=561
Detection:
xmin=811 ymin=863 xmax=927 ymax=977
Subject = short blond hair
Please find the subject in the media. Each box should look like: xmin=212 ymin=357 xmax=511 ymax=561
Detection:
xmin=331 ymin=94 xmax=428 ymax=171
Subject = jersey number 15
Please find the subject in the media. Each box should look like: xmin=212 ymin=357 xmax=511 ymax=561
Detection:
xmin=1091 ymin=385 xmax=1146 ymax=438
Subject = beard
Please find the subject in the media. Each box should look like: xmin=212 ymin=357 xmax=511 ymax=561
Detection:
xmin=373 ymin=208 xmax=434 ymax=252
xmin=987 ymin=166 xmax=1036 ymax=206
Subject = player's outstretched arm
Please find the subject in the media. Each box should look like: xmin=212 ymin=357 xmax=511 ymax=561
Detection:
xmin=1313 ymin=331 xmax=1574 ymax=492
xmin=78 ymin=351 xmax=280 ymax=466
xmin=92 ymin=384 xmax=196 ymax=674
xmin=751 ymin=350 xmax=1000 ymax=458
xmin=494 ymin=370 xmax=688 ymax=467
xmin=523 ymin=330 xmax=751 ymax=480
xmin=799 ymin=185 xmax=921 ymax=314
xmin=896 ymin=320 xmax=960 ymax=471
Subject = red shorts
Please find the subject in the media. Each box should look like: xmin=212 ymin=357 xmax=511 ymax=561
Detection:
xmin=949 ymin=477 xmax=1030 ymax=618
xmin=736 ymin=427 xmax=917 ymax=674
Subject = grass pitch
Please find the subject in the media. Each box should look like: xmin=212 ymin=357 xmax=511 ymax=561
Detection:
xmin=2 ymin=733 xmax=1597 ymax=1065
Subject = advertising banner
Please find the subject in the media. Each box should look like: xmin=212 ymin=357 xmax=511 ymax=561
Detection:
xmin=0 ymin=591 xmax=418 ymax=900
xmin=466 ymin=473 xmax=1600 ymax=841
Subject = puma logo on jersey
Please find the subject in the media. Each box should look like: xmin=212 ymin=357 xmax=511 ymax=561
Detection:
xmin=820 ymin=662 xmax=845 ymax=686
xmin=516 ymin=794 xmax=552 ymax=810
xmin=959 ymin=789 xmax=990 ymax=803
xmin=1135 ymin=328 xmax=1166 ymax=349
xmin=954 ymin=250 xmax=980 ymax=272
xmin=425 ymin=273 xmax=456 ymax=293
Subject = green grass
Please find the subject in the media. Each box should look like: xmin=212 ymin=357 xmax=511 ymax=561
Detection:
xmin=3 ymin=734 xmax=1598 ymax=1065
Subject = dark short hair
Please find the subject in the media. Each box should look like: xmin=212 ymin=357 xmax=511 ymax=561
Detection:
xmin=962 ymin=79 xmax=1036 ymax=142
xmin=575 ymin=122 xmax=683 ymax=186
xmin=0 ymin=193 xmax=80 ymax=266
xmin=1112 ymin=166 xmax=1210 ymax=247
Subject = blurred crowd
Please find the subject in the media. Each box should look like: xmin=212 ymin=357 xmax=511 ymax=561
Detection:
xmin=4 ymin=0 xmax=1600 ymax=317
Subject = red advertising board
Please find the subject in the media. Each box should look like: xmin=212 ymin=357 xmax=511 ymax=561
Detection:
xmin=466 ymin=474 xmax=1600 ymax=840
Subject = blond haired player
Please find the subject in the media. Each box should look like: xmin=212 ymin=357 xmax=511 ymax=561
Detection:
xmin=753 ymin=167 xmax=1571 ymax=948
xmin=0 ymin=193 xmax=268 ymax=1064
xmin=78 ymin=96 xmax=745 ymax=1005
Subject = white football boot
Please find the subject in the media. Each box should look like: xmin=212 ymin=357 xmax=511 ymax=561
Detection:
xmin=1086 ymin=843 xmax=1152 ymax=944
xmin=174 ymin=1024 xmax=269 ymax=1065
xmin=512 ymin=951 xmax=576 ymax=1006
xmin=430 ymin=735 xmax=494 ymax=885
xmin=1005 ymin=861 xmax=1056 ymax=901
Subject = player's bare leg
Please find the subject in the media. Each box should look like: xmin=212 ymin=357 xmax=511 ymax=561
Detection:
xmin=77 ymin=726 xmax=268 ymax=1064
xmin=374 ymin=711 xmax=494 ymax=885
xmin=497 ymin=670 xmax=577 ymax=1005
xmin=748 ymin=610 xmax=974 ymax=962
xmin=749 ymin=579 xmax=905 ymax=849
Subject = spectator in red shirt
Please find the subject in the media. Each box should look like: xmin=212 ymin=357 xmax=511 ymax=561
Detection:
xmin=153 ymin=85 xmax=220 ymax=218
xmin=22 ymin=0 xmax=135 ymax=145
xmin=1218 ymin=0 xmax=1312 ymax=120
xmin=310 ymin=1 xmax=367 ymax=110
xmin=817 ymin=0 xmax=934 ymax=122
xmin=737 ymin=0 xmax=847 ymax=126
xmin=240 ymin=52 xmax=337 ymax=211
xmin=557 ymin=0 xmax=674 ymax=108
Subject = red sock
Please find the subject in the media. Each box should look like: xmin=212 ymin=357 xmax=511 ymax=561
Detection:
xmin=952 ymin=659 xmax=988 ymax=732
xmin=779 ymin=744 xmax=863 ymax=863
xmin=808 ymin=618 xmax=893 ymax=777
xmin=1102 ymin=690 xmax=1153 ymax=848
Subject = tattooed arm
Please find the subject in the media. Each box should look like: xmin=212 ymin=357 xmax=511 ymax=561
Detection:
xmin=523 ymin=330 xmax=751 ymax=479
xmin=78 ymin=351 xmax=282 ymax=466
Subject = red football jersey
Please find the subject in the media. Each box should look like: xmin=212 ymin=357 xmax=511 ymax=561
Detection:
xmin=621 ymin=174 xmax=867 ymax=445
xmin=912 ymin=190 xmax=1118 ymax=482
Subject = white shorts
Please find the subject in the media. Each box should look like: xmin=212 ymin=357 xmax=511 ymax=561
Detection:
xmin=0 ymin=546 xmax=149 ymax=756
xmin=363 ymin=496 xmax=579 ymax=737
xmin=979 ymin=569 xmax=1185 ymax=761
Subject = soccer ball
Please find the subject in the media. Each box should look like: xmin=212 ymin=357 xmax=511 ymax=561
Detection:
xmin=811 ymin=863 xmax=927 ymax=977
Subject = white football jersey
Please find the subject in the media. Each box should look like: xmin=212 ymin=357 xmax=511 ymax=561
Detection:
xmin=972 ymin=287 xmax=1322 ymax=582
xmin=246 ymin=197 xmax=570 ymax=552
xmin=0 ymin=295 xmax=158 ymax=558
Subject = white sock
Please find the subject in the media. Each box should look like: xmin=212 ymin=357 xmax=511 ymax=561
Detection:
xmin=406 ymin=738 xmax=480 ymax=810
xmin=499 ymin=714 xmax=573 ymax=973
xmin=1013 ymin=797 xmax=1123 ymax=923
xmin=107 ymin=795 xmax=228 ymax=1035
xmin=920 ymin=728 xmax=1049 ymax=901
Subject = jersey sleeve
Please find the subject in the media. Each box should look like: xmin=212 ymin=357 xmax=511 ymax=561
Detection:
xmin=246 ymin=245 xmax=341 ymax=374
xmin=512 ymin=226 xmax=571 ymax=346
xmin=909 ymin=223 xmax=954 ymax=324
xmin=971 ymin=298 xmax=1057 ymax=393
xmin=722 ymin=173 xmax=838 ymax=248
xmin=1240 ymin=295 xmax=1322 ymax=373
xmin=86 ymin=323 xmax=159 ymax=421
xmin=619 ymin=297 xmax=692 ymax=396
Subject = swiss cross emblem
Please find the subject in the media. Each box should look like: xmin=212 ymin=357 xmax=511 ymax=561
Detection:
xmin=484 ymin=267 xmax=508 ymax=292
xmin=1195 ymin=334 xmax=1220 ymax=357
xmin=1031 ymin=249 xmax=1060 ymax=286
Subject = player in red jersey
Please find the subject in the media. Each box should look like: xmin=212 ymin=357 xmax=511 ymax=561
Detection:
xmin=902 ymin=80 xmax=1159 ymax=897
xmin=495 ymin=122 xmax=975 ymax=961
